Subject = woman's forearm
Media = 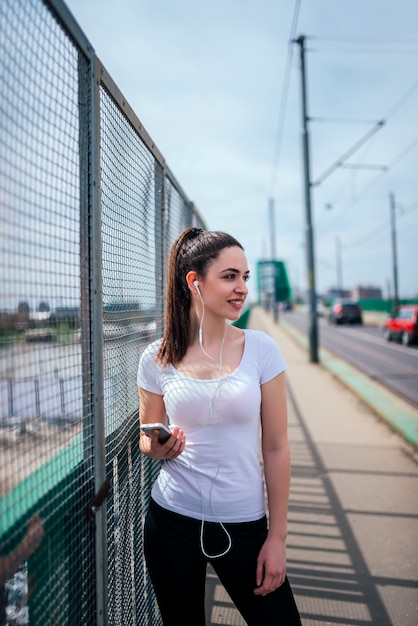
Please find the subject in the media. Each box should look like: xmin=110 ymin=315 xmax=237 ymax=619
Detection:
xmin=263 ymin=444 xmax=291 ymax=540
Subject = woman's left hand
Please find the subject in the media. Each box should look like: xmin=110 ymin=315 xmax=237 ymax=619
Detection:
xmin=253 ymin=536 xmax=287 ymax=596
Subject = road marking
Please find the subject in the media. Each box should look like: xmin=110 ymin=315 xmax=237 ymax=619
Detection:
xmin=320 ymin=320 xmax=418 ymax=360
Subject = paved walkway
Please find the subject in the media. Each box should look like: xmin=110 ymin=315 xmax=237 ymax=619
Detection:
xmin=205 ymin=307 xmax=418 ymax=626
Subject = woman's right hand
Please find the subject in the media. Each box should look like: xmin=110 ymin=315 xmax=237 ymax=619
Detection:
xmin=140 ymin=426 xmax=186 ymax=460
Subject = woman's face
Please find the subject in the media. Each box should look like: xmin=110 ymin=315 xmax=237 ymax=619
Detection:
xmin=198 ymin=246 xmax=249 ymax=320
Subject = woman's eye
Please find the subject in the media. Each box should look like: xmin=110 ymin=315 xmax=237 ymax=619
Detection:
xmin=223 ymin=274 xmax=250 ymax=281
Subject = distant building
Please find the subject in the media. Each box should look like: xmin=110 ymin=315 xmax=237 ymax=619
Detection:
xmin=326 ymin=287 xmax=352 ymax=300
xmin=352 ymin=285 xmax=383 ymax=300
xmin=30 ymin=311 xmax=51 ymax=323
xmin=51 ymin=306 xmax=80 ymax=328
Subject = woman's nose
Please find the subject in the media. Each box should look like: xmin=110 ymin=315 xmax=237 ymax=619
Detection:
xmin=236 ymin=279 xmax=248 ymax=294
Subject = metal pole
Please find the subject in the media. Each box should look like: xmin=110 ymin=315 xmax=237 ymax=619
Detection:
xmin=296 ymin=35 xmax=319 ymax=363
xmin=336 ymin=236 xmax=343 ymax=296
xmin=389 ymin=191 xmax=399 ymax=314
xmin=269 ymin=197 xmax=276 ymax=259
xmin=269 ymin=198 xmax=279 ymax=321
xmin=90 ymin=56 xmax=108 ymax=626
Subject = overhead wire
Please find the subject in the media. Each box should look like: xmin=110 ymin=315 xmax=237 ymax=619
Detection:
xmin=320 ymin=201 xmax=418 ymax=282
xmin=306 ymin=36 xmax=418 ymax=44
xmin=353 ymin=137 xmax=418 ymax=199
xmin=304 ymin=35 xmax=418 ymax=55
xmin=268 ymin=29 xmax=417 ymax=289
xmin=317 ymin=135 xmax=418 ymax=238
xmin=268 ymin=0 xmax=301 ymax=198
xmin=345 ymin=202 xmax=418 ymax=250
xmin=269 ymin=29 xmax=418 ymax=219
xmin=307 ymin=47 xmax=418 ymax=56
xmin=315 ymin=80 xmax=418 ymax=237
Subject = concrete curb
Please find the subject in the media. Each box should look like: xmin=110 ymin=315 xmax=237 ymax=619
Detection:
xmin=279 ymin=318 xmax=418 ymax=451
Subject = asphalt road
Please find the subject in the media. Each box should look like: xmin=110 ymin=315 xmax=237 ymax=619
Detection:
xmin=282 ymin=310 xmax=418 ymax=409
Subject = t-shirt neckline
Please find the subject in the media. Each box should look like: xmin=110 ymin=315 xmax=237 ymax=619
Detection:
xmin=170 ymin=329 xmax=248 ymax=382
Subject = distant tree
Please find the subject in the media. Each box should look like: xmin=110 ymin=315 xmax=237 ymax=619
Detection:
xmin=38 ymin=301 xmax=50 ymax=312
xmin=16 ymin=301 xmax=30 ymax=329
xmin=18 ymin=301 xmax=30 ymax=314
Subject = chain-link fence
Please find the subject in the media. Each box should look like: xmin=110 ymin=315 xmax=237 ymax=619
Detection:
xmin=0 ymin=1 xmax=205 ymax=623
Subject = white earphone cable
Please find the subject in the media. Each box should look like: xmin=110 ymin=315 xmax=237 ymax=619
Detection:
xmin=185 ymin=287 xmax=232 ymax=558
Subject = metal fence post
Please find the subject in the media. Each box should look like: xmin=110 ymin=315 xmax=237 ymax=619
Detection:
xmin=89 ymin=55 xmax=108 ymax=626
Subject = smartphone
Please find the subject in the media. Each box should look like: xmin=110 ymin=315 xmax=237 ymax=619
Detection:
xmin=140 ymin=422 xmax=172 ymax=444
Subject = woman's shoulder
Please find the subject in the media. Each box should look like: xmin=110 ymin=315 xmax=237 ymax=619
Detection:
xmin=244 ymin=328 xmax=286 ymax=364
xmin=137 ymin=338 xmax=166 ymax=390
xmin=243 ymin=328 xmax=278 ymax=348
xmin=139 ymin=338 xmax=163 ymax=364
xmin=242 ymin=329 xmax=287 ymax=379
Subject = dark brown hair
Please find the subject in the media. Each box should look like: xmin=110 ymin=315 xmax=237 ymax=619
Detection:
xmin=156 ymin=227 xmax=243 ymax=365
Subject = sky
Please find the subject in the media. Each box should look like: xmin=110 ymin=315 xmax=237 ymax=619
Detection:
xmin=65 ymin=0 xmax=418 ymax=301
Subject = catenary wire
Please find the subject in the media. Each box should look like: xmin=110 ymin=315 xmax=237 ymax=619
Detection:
xmin=315 ymin=79 xmax=418 ymax=237
xmin=268 ymin=0 xmax=301 ymax=198
xmin=316 ymin=136 xmax=418 ymax=239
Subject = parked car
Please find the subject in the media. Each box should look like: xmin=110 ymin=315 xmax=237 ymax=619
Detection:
xmin=382 ymin=305 xmax=418 ymax=346
xmin=328 ymin=298 xmax=363 ymax=325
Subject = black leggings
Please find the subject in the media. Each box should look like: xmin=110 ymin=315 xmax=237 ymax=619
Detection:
xmin=144 ymin=499 xmax=302 ymax=626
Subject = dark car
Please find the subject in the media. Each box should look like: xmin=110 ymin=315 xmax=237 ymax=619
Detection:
xmin=382 ymin=305 xmax=418 ymax=346
xmin=328 ymin=298 xmax=363 ymax=325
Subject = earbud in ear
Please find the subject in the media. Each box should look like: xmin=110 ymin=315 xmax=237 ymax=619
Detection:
xmin=193 ymin=280 xmax=199 ymax=290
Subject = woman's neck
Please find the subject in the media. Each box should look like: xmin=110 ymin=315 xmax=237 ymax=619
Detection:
xmin=191 ymin=310 xmax=228 ymax=348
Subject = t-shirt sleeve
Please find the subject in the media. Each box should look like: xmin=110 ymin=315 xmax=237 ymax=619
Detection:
xmin=257 ymin=331 xmax=287 ymax=384
xmin=136 ymin=342 xmax=163 ymax=394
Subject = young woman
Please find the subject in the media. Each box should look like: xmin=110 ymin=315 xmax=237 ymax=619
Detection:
xmin=137 ymin=227 xmax=301 ymax=626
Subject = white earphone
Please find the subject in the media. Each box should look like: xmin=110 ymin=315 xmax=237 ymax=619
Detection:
xmin=194 ymin=280 xmax=204 ymax=342
xmin=187 ymin=276 xmax=231 ymax=558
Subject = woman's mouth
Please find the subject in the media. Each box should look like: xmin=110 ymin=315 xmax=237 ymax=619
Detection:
xmin=228 ymin=299 xmax=243 ymax=310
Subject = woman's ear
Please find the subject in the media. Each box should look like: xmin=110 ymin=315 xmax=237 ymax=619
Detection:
xmin=186 ymin=271 xmax=199 ymax=293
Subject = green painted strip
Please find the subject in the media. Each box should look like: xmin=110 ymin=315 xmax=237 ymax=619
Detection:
xmin=0 ymin=434 xmax=83 ymax=536
xmin=280 ymin=319 xmax=418 ymax=450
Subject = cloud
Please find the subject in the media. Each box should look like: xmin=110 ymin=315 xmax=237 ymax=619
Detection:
xmin=65 ymin=0 xmax=418 ymax=297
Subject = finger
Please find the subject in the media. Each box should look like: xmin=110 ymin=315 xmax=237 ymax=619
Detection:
xmin=265 ymin=572 xmax=285 ymax=594
xmin=171 ymin=427 xmax=186 ymax=445
xmin=255 ymin=560 xmax=264 ymax=589
xmin=254 ymin=570 xmax=283 ymax=596
xmin=261 ymin=573 xmax=274 ymax=595
xmin=166 ymin=430 xmax=185 ymax=450
xmin=163 ymin=438 xmax=183 ymax=458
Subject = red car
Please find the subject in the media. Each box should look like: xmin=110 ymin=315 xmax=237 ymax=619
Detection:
xmin=383 ymin=305 xmax=418 ymax=346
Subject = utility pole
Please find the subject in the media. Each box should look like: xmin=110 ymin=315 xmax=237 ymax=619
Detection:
xmin=389 ymin=191 xmax=399 ymax=314
xmin=296 ymin=34 xmax=319 ymax=363
xmin=336 ymin=236 xmax=343 ymax=296
xmin=269 ymin=197 xmax=279 ymax=321
xmin=269 ymin=197 xmax=276 ymax=259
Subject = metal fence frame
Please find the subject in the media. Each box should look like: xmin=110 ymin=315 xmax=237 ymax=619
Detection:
xmin=0 ymin=0 xmax=206 ymax=623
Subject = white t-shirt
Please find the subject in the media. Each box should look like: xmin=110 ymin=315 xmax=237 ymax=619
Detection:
xmin=137 ymin=329 xmax=287 ymax=522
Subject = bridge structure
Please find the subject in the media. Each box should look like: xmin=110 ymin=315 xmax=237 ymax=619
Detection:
xmin=1 ymin=1 xmax=417 ymax=625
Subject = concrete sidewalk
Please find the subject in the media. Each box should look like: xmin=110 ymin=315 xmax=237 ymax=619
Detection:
xmin=278 ymin=313 xmax=418 ymax=451
xmin=205 ymin=307 xmax=418 ymax=626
